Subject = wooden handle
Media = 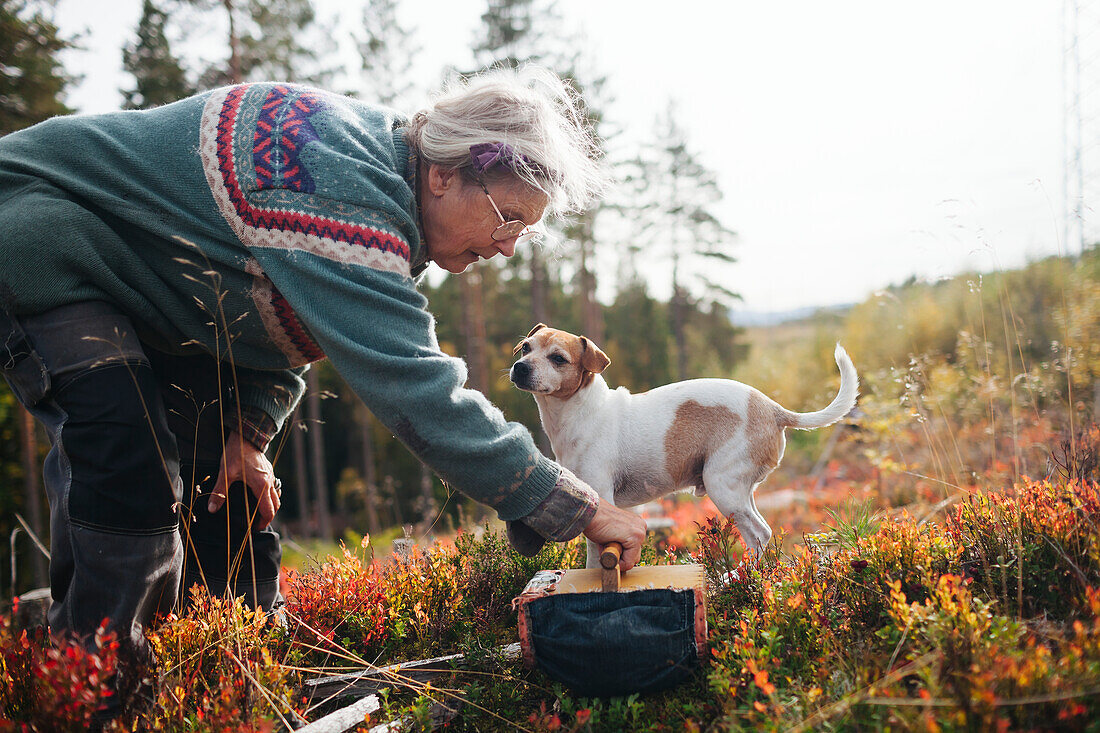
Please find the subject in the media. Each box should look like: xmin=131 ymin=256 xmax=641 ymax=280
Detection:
xmin=600 ymin=542 xmax=623 ymax=592
xmin=600 ymin=542 xmax=623 ymax=569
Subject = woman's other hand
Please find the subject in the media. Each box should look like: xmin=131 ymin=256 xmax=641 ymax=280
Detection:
xmin=207 ymin=431 xmax=280 ymax=529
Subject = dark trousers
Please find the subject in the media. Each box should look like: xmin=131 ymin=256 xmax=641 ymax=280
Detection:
xmin=1 ymin=301 xmax=281 ymax=657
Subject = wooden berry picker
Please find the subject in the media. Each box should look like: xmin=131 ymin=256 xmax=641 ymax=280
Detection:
xmin=513 ymin=542 xmax=707 ymax=697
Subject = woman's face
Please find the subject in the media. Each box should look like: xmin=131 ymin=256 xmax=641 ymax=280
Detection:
xmin=419 ymin=164 xmax=548 ymax=274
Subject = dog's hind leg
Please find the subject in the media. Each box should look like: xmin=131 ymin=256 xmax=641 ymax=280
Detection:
xmin=739 ymin=491 xmax=772 ymax=562
xmin=706 ymin=471 xmax=773 ymax=565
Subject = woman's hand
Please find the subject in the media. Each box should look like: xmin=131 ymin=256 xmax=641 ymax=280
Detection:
xmin=582 ymin=499 xmax=648 ymax=571
xmin=207 ymin=431 xmax=281 ymax=530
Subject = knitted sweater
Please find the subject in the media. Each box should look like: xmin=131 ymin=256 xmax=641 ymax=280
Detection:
xmin=0 ymin=83 xmax=595 ymax=537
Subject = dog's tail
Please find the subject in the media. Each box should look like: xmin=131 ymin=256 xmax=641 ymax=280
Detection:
xmin=777 ymin=344 xmax=859 ymax=429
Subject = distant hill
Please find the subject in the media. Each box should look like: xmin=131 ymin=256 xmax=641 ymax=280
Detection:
xmin=729 ymin=302 xmax=855 ymax=327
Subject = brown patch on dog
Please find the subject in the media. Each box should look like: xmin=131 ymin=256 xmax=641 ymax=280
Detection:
xmin=575 ymin=337 xmax=610 ymax=391
xmin=513 ymin=323 xmax=548 ymax=356
xmin=663 ymin=400 xmax=742 ymax=489
xmin=746 ymin=391 xmax=783 ymax=478
xmin=579 ymin=337 xmax=610 ymax=373
xmin=546 ymin=331 xmax=588 ymax=397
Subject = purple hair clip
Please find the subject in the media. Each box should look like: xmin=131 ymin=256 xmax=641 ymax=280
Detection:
xmin=469 ymin=142 xmax=538 ymax=175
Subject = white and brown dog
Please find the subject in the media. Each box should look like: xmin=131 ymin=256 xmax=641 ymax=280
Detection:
xmin=509 ymin=324 xmax=859 ymax=568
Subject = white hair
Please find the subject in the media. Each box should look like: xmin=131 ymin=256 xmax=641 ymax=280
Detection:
xmin=405 ymin=65 xmax=607 ymax=216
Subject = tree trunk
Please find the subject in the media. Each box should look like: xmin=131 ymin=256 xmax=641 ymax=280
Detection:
xmin=18 ymin=406 xmax=47 ymax=587
xmin=530 ymin=248 xmax=548 ymax=328
xmin=577 ymin=236 xmax=604 ymax=344
xmin=672 ymin=283 xmax=687 ymax=382
xmin=223 ymin=0 xmax=242 ymax=83
xmin=305 ymin=369 xmax=332 ymax=540
xmin=359 ymin=407 xmax=381 ymax=536
xmin=419 ymin=462 xmax=436 ymax=530
xmin=385 ymin=476 xmax=402 ymax=527
xmin=289 ymin=406 xmax=312 ymax=538
xmin=459 ymin=272 xmax=490 ymax=393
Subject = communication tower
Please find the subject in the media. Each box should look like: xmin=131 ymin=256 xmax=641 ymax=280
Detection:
xmin=1064 ymin=0 xmax=1100 ymax=252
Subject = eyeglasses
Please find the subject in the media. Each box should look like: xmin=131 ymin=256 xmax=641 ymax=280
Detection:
xmin=476 ymin=179 xmax=542 ymax=246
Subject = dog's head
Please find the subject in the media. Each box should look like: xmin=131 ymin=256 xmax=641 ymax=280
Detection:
xmin=509 ymin=323 xmax=611 ymax=399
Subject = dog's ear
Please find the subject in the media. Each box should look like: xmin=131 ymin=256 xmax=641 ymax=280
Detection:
xmin=513 ymin=324 xmax=547 ymax=357
xmin=580 ymin=337 xmax=611 ymax=373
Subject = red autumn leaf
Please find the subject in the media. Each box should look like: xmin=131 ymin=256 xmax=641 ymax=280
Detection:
xmin=753 ymin=668 xmax=776 ymax=695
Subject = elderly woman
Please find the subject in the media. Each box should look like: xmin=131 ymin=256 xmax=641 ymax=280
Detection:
xmin=0 ymin=66 xmax=646 ymax=665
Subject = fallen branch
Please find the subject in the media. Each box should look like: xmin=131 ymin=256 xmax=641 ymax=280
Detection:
xmin=298 ymin=690 xmax=467 ymax=733
xmin=301 ymin=643 xmax=521 ymax=701
xmin=296 ymin=693 xmax=380 ymax=733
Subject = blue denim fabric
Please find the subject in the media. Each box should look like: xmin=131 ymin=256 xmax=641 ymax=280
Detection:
xmin=525 ymin=588 xmax=701 ymax=697
xmin=0 ymin=301 xmax=282 ymax=659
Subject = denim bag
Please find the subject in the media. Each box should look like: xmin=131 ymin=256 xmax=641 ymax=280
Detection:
xmin=515 ymin=567 xmax=707 ymax=697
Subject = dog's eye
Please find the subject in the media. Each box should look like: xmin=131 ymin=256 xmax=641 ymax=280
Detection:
xmin=521 ymin=343 xmax=531 ymax=355
xmin=550 ymin=354 xmax=569 ymax=365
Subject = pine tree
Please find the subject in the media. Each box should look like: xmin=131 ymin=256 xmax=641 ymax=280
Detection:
xmin=623 ymin=102 xmax=739 ymax=380
xmin=604 ymin=281 xmax=673 ymax=390
xmin=179 ymin=0 xmax=244 ymax=86
xmin=0 ymin=0 xmax=74 ymax=135
xmin=557 ymin=59 xmax=613 ymax=345
xmin=356 ymin=0 xmax=418 ymax=108
xmin=187 ymin=0 xmax=334 ymax=89
xmin=122 ymin=0 xmax=194 ymax=109
xmin=473 ymin=0 xmax=563 ymax=70
xmin=473 ymin=2 xmax=617 ymax=346
xmin=471 ymin=0 xmax=570 ymax=345
xmin=240 ymin=0 xmax=334 ymax=85
xmin=470 ymin=0 xmax=546 ymax=386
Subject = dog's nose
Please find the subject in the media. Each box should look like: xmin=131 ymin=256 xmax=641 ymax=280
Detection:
xmin=510 ymin=360 xmax=530 ymax=382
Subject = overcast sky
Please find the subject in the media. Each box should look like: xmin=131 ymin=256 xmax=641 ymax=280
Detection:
xmin=56 ymin=1 xmax=1073 ymax=313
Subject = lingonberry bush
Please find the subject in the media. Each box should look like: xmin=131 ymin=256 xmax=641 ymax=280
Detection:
xmin=141 ymin=587 xmax=298 ymax=731
xmin=283 ymin=537 xmax=390 ymax=664
xmin=700 ymin=475 xmax=1100 ymax=731
xmin=3 ymin=472 xmax=1100 ymax=730
xmin=0 ymin=616 xmax=119 ymax=731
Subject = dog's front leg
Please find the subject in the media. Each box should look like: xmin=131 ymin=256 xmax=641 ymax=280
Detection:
xmin=572 ymin=470 xmax=618 ymax=569
xmin=584 ymin=538 xmax=603 ymax=569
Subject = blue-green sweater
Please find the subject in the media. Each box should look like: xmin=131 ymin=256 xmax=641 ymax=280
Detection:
xmin=0 ymin=83 xmax=578 ymax=529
